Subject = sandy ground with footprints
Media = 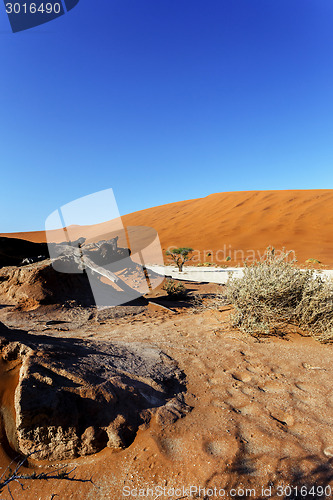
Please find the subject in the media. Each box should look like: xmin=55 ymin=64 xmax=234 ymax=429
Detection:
xmin=0 ymin=282 xmax=333 ymax=499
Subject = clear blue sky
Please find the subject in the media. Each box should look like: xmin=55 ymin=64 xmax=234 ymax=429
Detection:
xmin=1 ymin=0 xmax=333 ymax=231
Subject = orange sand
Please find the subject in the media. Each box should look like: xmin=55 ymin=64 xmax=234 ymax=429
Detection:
xmin=1 ymin=189 xmax=333 ymax=266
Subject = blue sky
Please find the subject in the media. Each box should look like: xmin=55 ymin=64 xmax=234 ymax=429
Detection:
xmin=1 ymin=0 xmax=333 ymax=231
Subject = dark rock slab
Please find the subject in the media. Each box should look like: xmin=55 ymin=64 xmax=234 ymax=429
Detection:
xmin=0 ymin=237 xmax=49 ymax=267
xmin=0 ymin=322 xmax=189 ymax=460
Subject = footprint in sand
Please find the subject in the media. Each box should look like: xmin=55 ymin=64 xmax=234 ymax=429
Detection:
xmin=203 ymin=437 xmax=239 ymax=461
xmin=210 ymin=398 xmax=228 ymax=409
xmin=294 ymin=392 xmax=319 ymax=406
xmin=294 ymin=381 xmax=323 ymax=393
xmin=211 ymin=388 xmax=229 ymax=399
xmin=259 ymin=380 xmax=287 ymax=394
xmin=269 ymin=408 xmax=295 ymax=427
xmin=208 ymin=378 xmax=219 ymax=386
xmin=207 ymin=371 xmax=227 ymax=386
xmin=155 ymin=437 xmax=184 ymax=460
xmin=281 ymin=442 xmax=304 ymax=455
xmin=246 ymin=432 xmax=281 ymax=455
xmin=225 ymin=391 xmax=250 ymax=406
xmin=240 ymin=385 xmax=257 ymax=397
xmin=294 ymin=382 xmax=323 ymax=406
xmin=231 ymin=371 xmax=252 ymax=383
xmin=245 ymin=364 xmax=266 ymax=374
xmin=291 ymin=422 xmax=322 ymax=446
xmin=238 ymin=403 xmax=262 ymax=417
xmin=204 ymin=440 xmax=227 ymax=457
xmin=207 ymin=373 xmax=227 ymax=387
xmin=190 ymin=357 xmax=209 ymax=372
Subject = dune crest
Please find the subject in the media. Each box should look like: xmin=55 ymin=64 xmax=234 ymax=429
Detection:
xmin=2 ymin=189 xmax=333 ymax=266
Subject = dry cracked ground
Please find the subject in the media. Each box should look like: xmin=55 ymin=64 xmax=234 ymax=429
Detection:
xmin=0 ymin=282 xmax=332 ymax=499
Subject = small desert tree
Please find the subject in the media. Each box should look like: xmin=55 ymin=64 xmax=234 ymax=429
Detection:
xmin=166 ymin=247 xmax=193 ymax=272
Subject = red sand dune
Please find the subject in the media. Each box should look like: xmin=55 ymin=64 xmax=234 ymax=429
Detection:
xmin=1 ymin=189 xmax=333 ymax=267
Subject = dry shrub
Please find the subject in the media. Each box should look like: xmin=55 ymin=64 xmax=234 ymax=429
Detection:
xmin=296 ymin=276 xmax=333 ymax=341
xmin=226 ymin=247 xmax=333 ymax=341
xmin=163 ymin=279 xmax=189 ymax=299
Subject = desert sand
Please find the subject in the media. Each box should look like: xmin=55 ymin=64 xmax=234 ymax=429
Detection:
xmin=1 ymin=189 xmax=333 ymax=266
xmin=0 ymin=290 xmax=333 ymax=499
xmin=0 ymin=189 xmax=333 ymax=499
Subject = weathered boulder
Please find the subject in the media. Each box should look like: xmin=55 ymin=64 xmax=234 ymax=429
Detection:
xmin=0 ymin=236 xmax=149 ymax=308
xmin=0 ymin=258 xmax=96 ymax=308
xmin=0 ymin=323 xmax=189 ymax=460
xmin=0 ymin=257 xmax=149 ymax=309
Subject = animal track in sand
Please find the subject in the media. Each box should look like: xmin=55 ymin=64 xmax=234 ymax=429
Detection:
xmin=293 ymin=382 xmax=326 ymax=407
xmin=210 ymin=387 xmax=229 ymax=400
xmin=206 ymin=368 xmax=228 ymax=385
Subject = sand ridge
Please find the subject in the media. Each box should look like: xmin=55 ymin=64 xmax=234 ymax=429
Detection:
xmin=1 ymin=189 xmax=333 ymax=266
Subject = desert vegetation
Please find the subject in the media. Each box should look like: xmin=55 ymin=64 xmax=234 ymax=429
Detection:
xmin=165 ymin=247 xmax=193 ymax=271
xmin=226 ymin=247 xmax=333 ymax=341
xmin=163 ymin=278 xmax=189 ymax=299
xmin=1 ymin=235 xmax=333 ymax=497
xmin=196 ymin=261 xmax=216 ymax=267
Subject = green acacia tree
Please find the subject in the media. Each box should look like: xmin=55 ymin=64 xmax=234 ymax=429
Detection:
xmin=166 ymin=247 xmax=194 ymax=272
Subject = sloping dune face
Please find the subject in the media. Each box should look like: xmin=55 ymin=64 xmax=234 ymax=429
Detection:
xmin=122 ymin=189 xmax=333 ymax=266
xmin=1 ymin=190 xmax=333 ymax=267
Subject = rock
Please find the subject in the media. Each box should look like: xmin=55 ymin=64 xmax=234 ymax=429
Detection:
xmin=0 ymin=258 xmax=96 ymax=307
xmin=323 ymin=446 xmax=333 ymax=457
xmin=0 ymin=322 xmax=189 ymax=460
xmin=0 ymin=256 xmax=139 ymax=308
xmin=80 ymin=426 xmax=107 ymax=455
xmin=0 ymin=237 xmax=152 ymax=308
